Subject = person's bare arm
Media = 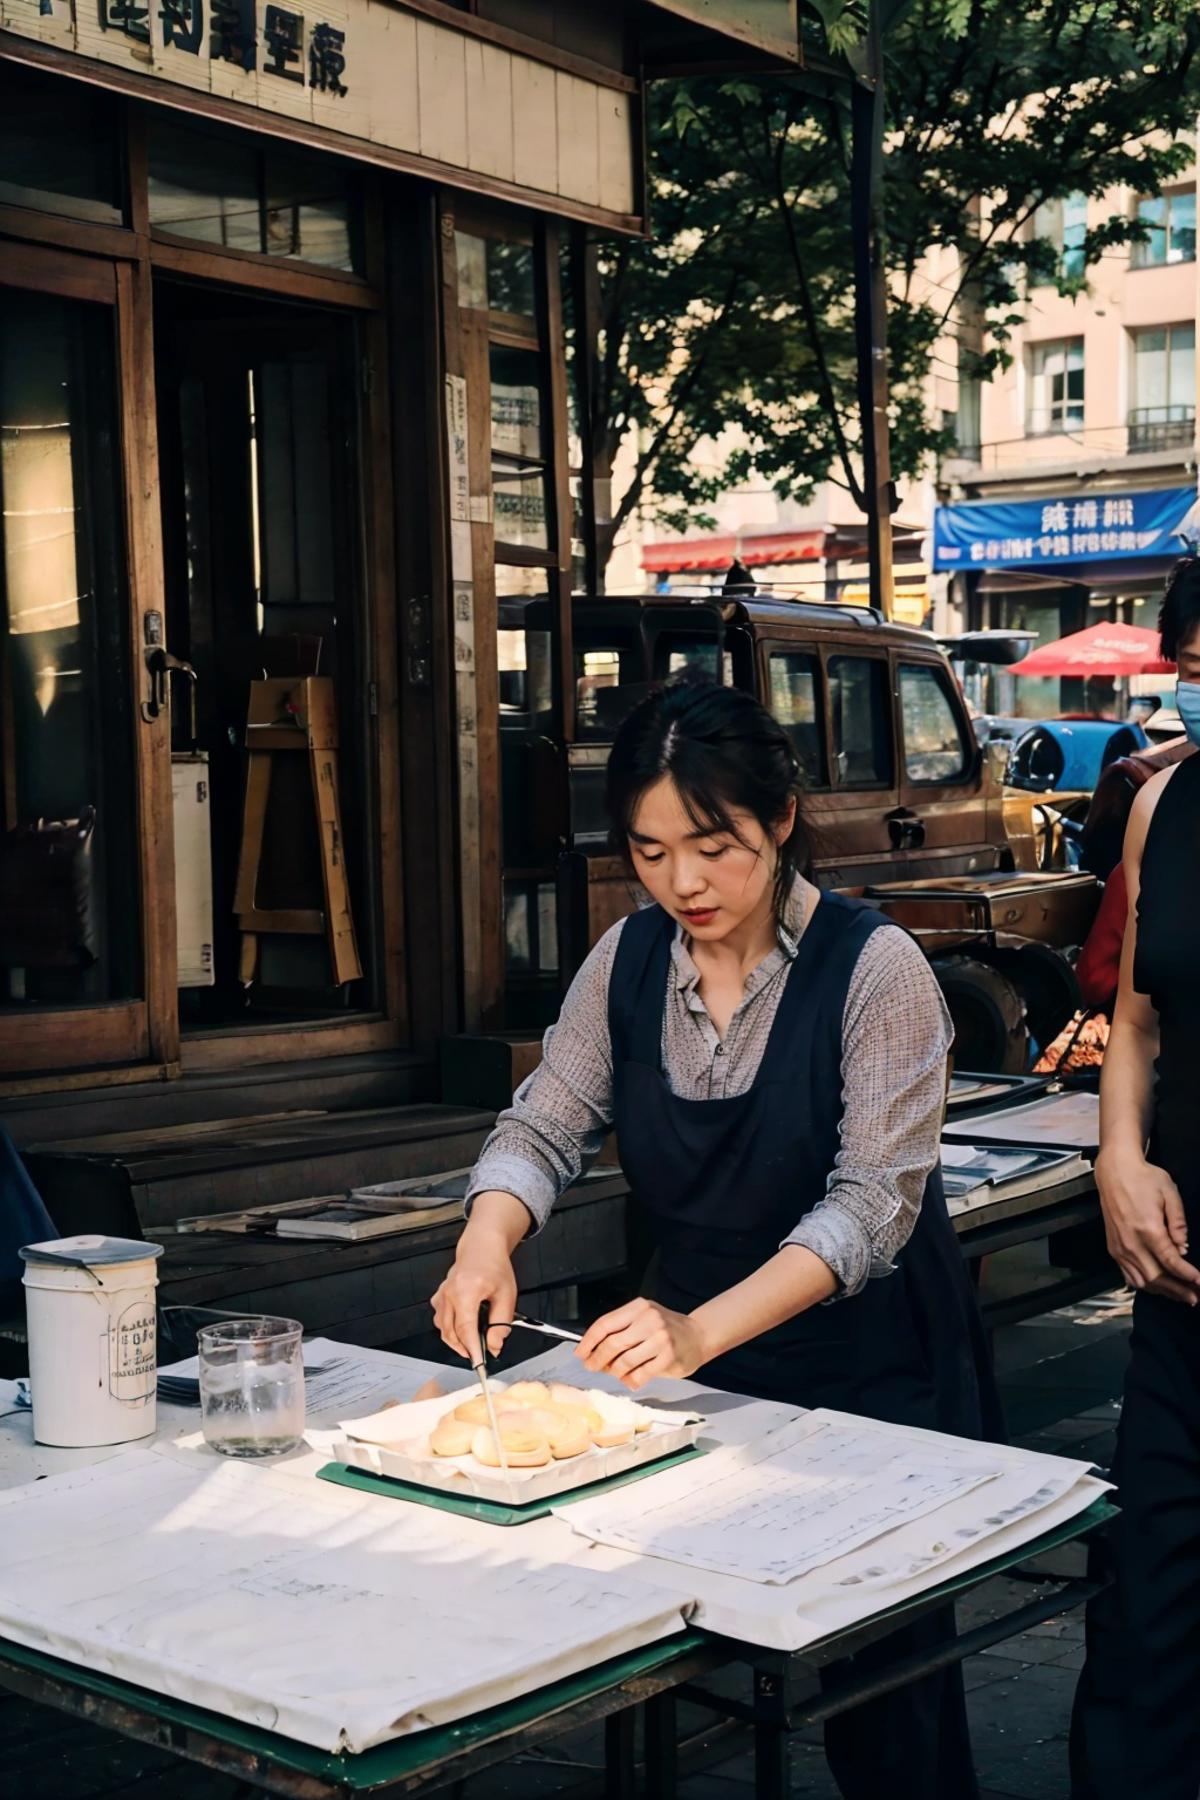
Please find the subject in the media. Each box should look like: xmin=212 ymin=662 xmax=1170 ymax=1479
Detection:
xmin=1097 ymin=768 xmax=1200 ymax=1305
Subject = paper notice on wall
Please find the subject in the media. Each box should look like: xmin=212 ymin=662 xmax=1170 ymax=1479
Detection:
xmin=556 ymin=1411 xmax=1003 ymax=1586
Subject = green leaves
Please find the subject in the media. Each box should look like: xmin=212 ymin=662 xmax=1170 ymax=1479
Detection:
xmin=591 ymin=0 xmax=1200 ymax=575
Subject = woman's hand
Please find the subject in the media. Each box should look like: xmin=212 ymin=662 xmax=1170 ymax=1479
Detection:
xmin=433 ymin=1193 xmax=530 ymax=1364
xmin=575 ymin=1298 xmax=709 ymax=1390
xmin=1096 ymin=1148 xmax=1200 ymax=1305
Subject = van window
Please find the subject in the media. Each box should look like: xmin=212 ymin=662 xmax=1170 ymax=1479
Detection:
xmin=768 ymin=652 xmax=826 ymax=786
xmin=900 ymin=664 xmax=970 ymax=783
xmin=654 ymin=634 xmax=725 ymax=683
xmin=828 ymin=656 xmax=892 ymax=786
xmin=575 ymin=639 xmax=646 ymax=739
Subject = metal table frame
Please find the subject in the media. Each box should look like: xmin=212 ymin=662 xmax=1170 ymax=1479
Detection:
xmin=0 ymin=1499 xmax=1115 ymax=1800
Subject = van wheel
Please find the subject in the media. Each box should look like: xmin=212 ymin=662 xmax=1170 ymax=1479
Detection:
xmin=933 ymin=955 xmax=1030 ymax=1074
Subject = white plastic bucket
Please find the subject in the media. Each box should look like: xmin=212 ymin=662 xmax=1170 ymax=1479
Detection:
xmin=20 ymin=1234 xmax=164 ymax=1447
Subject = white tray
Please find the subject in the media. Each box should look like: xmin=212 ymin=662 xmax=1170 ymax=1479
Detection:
xmin=334 ymin=1394 xmax=705 ymax=1507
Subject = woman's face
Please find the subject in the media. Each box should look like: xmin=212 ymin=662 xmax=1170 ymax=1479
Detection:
xmin=1178 ymin=624 xmax=1200 ymax=686
xmin=627 ymin=775 xmax=794 ymax=942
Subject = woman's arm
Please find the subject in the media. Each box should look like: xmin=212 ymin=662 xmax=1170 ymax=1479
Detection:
xmin=1096 ymin=771 xmax=1200 ymax=1305
xmin=433 ymin=922 xmax=623 ymax=1363
xmin=576 ymin=1246 xmax=837 ymax=1388
xmin=783 ymin=927 xmax=951 ymax=1295
xmin=578 ymin=926 xmax=950 ymax=1386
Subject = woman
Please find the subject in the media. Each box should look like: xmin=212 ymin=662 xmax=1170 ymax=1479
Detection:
xmin=1071 ymin=560 xmax=1200 ymax=1800
xmin=434 ymin=679 xmax=999 ymax=1800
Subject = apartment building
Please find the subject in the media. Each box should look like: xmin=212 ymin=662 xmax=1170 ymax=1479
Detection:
xmin=933 ymin=177 xmax=1198 ymax=718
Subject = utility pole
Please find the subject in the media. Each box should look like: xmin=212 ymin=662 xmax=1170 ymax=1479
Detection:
xmin=850 ymin=0 xmax=895 ymax=620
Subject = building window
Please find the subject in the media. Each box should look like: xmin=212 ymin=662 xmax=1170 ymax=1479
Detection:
xmin=1032 ymin=193 xmax=1088 ymax=281
xmin=1131 ymin=189 xmax=1196 ymax=269
xmin=147 ymin=115 xmax=362 ymax=272
xmin=1129 ymin=323 xmax=1196 ymax=451
xmin=0 ymin=62 xmax=124 ymax=226
xmin=1027 ymin=338 xmax=1084 ymax=435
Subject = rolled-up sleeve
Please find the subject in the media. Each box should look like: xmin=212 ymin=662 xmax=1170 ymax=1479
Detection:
xmin=465 ymin=920 xmax=625 ymax=1234
xmin=783 ymin=926 xmax=952 ymax=1297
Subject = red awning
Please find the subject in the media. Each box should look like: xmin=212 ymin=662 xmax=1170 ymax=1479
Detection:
xmin=641 ymin=529 xmax=825 ymax=574
xmin=1008 ymin=622 xmax=1176 ymax=678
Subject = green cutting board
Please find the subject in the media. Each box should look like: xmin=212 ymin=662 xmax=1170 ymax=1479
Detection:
xmin=317 ymin=1444 xmax=706 ymax=1525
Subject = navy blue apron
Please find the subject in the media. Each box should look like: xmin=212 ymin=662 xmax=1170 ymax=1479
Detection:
xmin=609 ymin=891 xmax=1001 ymax=1800
xmin=610 ymin=890 xmax=1000 ymax=1438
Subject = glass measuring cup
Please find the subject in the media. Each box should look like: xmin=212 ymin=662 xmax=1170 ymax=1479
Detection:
xmin=198 ymin=1316 xmax=305 ymax=1457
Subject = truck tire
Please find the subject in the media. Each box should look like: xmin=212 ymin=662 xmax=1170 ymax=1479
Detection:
xmin=992 ymin=941 xmax=1082 ymax=1057
xmin=933 ymin=955 xmax=1029 ymax=1074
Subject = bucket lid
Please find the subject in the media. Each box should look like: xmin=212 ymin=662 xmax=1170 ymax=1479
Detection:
xmin=20 ymin=1233 xmax=165 ymax=1270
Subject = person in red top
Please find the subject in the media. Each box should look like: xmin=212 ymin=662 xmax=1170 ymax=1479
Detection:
xmin=1074 ymin=861 xmax=1127 ymax=1015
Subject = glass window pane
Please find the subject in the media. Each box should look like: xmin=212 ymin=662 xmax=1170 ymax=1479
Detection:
xmin=148 ymin=117 xmax=360 ymax=271
xmin=497 ymin=626 xmax=552 ymax=717
xmin=504 ymin=884 xmax=533 ymax=971
xmin=1134 ymin=196 xmax=1167 ymax=268
xmin=1169 ymin=189 xmax=1196 ymax=264
xmin=828 ymin=656 xmax=892 ymax=786
xmin=1134 ymin=329 xmax=1168 ymax=411
xmin=264 ymin=148 xmax=357 ymax=270
xmin=0 ymin=290 xmax=140 ymax=1008
xmin=1169 ymin=324 xmax=1195 ymax=407
xmin=575 ymin=640 xmax=644 ymax=738
xmin=900 ymin=665 xmax=969 ymax=783
xmin=148 ymin=117 xmax=262 ymax=251
xmin=487 ymin=240 xmax=537 ymax=317
xmin=456 ymin=232 xmax=488 ymax=309
xmin=769 ymin=652 xmax=826 ymax=786
xmin=493 ymin=458 xmax=549 ymax=550
xmin=654 ymin=634 xmax=722 ymax=682
xmin=0 ymin=64 xmax=124 ymax=225
xmin=1062 ymin=194 xmax=1087 ymax=280
xmin=489 ymin=346 xmax=544 ymax=460
xmin=496 ymin=563 xmax=550 ymax=597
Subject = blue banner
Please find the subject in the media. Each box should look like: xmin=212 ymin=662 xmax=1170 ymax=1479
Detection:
xmin=932 ymin=485 xmax=1196 ymax=572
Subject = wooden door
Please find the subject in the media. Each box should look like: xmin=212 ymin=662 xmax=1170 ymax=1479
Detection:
xmin=0 ymin=240 xmax=175 ymax=1080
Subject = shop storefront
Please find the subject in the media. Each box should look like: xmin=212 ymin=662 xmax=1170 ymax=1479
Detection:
xmin=0 ymin=1 xmax=793 ymax=1089
xmin=933 ymin=484 xmax=1197 ymax=717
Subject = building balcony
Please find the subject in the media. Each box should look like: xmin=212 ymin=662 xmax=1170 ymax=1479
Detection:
xmin=1127 ymin=405 xmax=1196 ymax=453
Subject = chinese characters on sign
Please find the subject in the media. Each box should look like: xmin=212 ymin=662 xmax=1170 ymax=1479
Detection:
xmin=100 ymin=0 xmax=347 ymax=90
xmin=932 ymin=487 xmax=1195 ymax=573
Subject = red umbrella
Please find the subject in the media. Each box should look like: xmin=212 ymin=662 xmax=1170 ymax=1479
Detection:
xmin=1008 ymin=622 xmax=1176 ymax=677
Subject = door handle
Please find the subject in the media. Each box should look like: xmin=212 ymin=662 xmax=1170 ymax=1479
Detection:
xmin=886 ymin=807 xmax=926 ymax=850
xmin=142 ymin=648 xmax=198 ymax=744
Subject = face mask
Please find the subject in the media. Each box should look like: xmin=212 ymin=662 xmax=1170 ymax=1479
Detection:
xmin=1177 ymin=680 xmax=1200 ymax=747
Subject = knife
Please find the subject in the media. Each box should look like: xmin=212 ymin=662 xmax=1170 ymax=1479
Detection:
xmin=474 ymin=1302 xmax=510 ymax=1480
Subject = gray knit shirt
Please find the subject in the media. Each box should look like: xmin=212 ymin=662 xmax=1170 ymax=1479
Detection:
xmin=466 ymin=882 xmax=953 ymax=1298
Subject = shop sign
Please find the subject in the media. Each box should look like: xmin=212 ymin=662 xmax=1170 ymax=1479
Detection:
xmin=932 ymin=485 xmax=1196 ymax=572
xmin=1 ymin=0 xmax=638 ymax=224
xmin=96 ymin=0 xmax=346 ymax=89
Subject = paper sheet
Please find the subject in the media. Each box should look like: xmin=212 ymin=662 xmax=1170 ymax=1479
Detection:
xmin=943 ymin=1089 xmax=1100 ymax=1151
xmin=0 ymin=1450 xmax=685 ymax=1753
xmin=557 ymin=1411 xmax=1003 ymax=1585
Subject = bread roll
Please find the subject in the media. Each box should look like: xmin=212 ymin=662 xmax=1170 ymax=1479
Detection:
xmin=548 ymin=1381 xmax=588 ymax=1408
xmin=585 ymin=1389 xmax=653 ymax=1446
xmin=501 ymin=1380 xmax=551 ymax=1409
xmin=430 ymin=1417 xmax=475 ymax=1458
xmin=452 ymin=1393 xmax=496 ymax=1426
xmin=529 ymin=1404 xmax=591 ymax=1460
xmin=471 ymin=1412 xmax=552 ymax=1468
